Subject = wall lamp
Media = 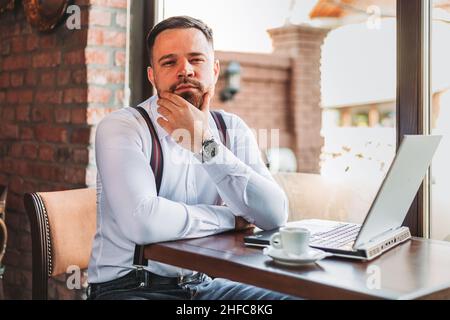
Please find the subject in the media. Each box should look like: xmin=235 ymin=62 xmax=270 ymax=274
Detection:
xmin=220 ymin=61 xmax=241 ymax=102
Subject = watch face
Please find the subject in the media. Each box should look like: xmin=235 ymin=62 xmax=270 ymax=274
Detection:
xmin=203 ymin=139 xmax=219 ymax=160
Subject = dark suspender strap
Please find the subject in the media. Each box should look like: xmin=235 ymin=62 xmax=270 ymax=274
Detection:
xmin=133 ymin=106 xmax=163 ymax=267
xmin=210 ymin=110 xmax=228 ymax=147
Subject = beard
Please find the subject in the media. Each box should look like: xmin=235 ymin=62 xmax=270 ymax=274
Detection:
xmin=168 ymin=77 xmax=206 ymax=108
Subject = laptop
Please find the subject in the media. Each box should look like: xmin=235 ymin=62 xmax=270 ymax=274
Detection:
xmin=244 ymin=135 xmax=442 ymax=260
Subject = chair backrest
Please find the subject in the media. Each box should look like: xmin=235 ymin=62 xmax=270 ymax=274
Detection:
xmin=24 ymin=188 xmax=96 ymax=299
xmin=272 ymin=172 xmax=376 ymax=224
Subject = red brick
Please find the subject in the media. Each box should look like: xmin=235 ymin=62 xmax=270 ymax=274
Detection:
xmin=21 ymin=127 xmax=34 ymax=140
xmin=88 ymin=29 xmax=126 ymax=47
xmin=40 ymin=71 xmax=56 ymax=86
xmin=29 ymin=163 xmax=64 ymax=182
xmin=11 ymin=37 xmax=25 ymax=52
xmin=71 ymin=128 xmax=91 ymax=144
xmin=22 ymin=179 xmax=37 ymax=194
xmin=25 ymin=70 xmax=37 ymax=86
xmin=103 ymin=30 xmax=126 ymax=47
xmin=0 ymin=73 xmax=10 ymax=88
xmin=10 ymin=143 xmax=22 ymax=157
xmin=87 ymin=69 xmax=124 ymax=85
xmin=55 ymin=108 xmax=71 ymax=123
xmin=115 ymin=13 xmax=127 ymax=28
xmin=2 ymin=55 xmax=30 ymax=70
xmin=32 ymin=52 xmax=61 ymax=68
xmin=1 ymin=159 xmax=13 ymax=173
xmin=1 ymin=39 xmax=10 ymax=55
xmin=10 ymin=72 xmax=24 ymax=87
xmin=71 ymin=108 xmax=87 ymax=124
xmin=87 ymin=86 xmax=111 ymax=103
xmin=57 ymin=70 xmax=71 ymax=86
xmin=63 ymin=49 xmax=85 ymax=65
xmin=35 ymin=126 xmax=68 ymax=143
xmin=1 ymin=124 xmax=19 ymax=139
xmin=87 ymin=107 xmax=113 ymax=125
xmin=90 ymin=0 xmax=127 ymax=8
xmin=39 ymin=34 xmax=56 ymax=49
xmin=16 ymin=105 xmax=30 ymax=121
xmin=115 ymin=89 xmax=124 ymax=106
xmin=1 ymin=107 xmax=15 ymax=121
xmin=7 ymin=90 xmax=33 ymax=104
xmin=39 ymin=145 xmax=55 ymax=161
xmin=72 ymin=69 xmax=87 ymax=84
xmin=73 ymin=148 xmax=89 ymax=164
xmin=64 ymin=167 xmax=86 ymax=184
xmin=89 ymin=10 xmax=112 ymax=26
xmin=64 ymin=88 xmax=87 ymax=104
xmin=23 ymin=143 xmax=38 ymax=159
xmin=115 ymin=50 xmax=125 ymax=66
xmin=9 ymin=176 xmax=24 ymax=194
xmin=36 ymin=91 xmax=63 ymax=104
xmin=26 ymin=36 xmax=39 ymax=51
xmin=0 ymin=92 xmax=5 ymax=103
xmin=32 ymin=106 xmax=53 ymax=123
xmin=85 ymin=48 xmax=109 ymax=64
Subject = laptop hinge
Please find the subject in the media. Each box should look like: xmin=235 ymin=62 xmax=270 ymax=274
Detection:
xmin=353 ymin=227 xmax=411 ymax=259
xmin=354 ymin=226 xmax=405 ymax=250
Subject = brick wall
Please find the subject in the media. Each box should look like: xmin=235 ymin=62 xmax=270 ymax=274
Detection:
xmin=213 ymin=51 xmax=294 ymax=153
xmin=269 ymin=24 xmax=329 ymax=173
xmin=0 ymin=0 xmax=127 ymax=299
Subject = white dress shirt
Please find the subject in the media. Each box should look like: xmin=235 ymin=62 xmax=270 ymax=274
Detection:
xmin=88 ymin=95 xmax=288 ymax=283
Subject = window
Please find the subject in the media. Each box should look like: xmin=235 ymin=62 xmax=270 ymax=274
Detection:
xmin=156 ymin=0 xmax=398 ymax=224
xmin=430 ymin=0 xmax=450 ymax=241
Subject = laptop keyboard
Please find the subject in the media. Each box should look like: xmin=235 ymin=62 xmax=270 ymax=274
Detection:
xmin=310 ymin=223 xmax=361 ymax=249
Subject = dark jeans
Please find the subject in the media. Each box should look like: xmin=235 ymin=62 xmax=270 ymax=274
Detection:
xmin=87 ymin=268 xmax=297 ymax=300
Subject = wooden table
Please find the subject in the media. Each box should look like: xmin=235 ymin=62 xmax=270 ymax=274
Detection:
xmin=144 ymin=229 xmax=450 ymax=300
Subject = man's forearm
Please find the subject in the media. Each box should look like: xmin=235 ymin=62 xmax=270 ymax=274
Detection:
xmin=201 ymin=144 xmax=288 ymax=230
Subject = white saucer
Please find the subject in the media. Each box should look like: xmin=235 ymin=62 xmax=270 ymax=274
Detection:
xmin=263 ymin=246 xmax=332 ymax=266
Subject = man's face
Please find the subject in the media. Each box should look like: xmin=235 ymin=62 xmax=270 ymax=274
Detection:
xmin=147 ymin=28 xmax=220 ymax=108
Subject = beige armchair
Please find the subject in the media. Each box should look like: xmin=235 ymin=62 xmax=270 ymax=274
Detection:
xmin=272 ymin=172 xmax=377 ymax=224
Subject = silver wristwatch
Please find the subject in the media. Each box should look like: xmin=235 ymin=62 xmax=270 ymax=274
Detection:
xmin=198 ymin=136 xmax=220 ymax=163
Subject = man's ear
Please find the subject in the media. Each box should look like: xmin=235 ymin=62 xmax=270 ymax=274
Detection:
xmin=213 ymin=59 xmax=220 ymax=84
xmin=147 ymin=66 xmax=155 ymax=87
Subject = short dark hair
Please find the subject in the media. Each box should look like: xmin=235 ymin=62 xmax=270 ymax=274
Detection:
xmin=146 ymin=16 xmax=214 ymax=67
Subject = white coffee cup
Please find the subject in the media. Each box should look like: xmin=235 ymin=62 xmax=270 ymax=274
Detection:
xmin=270 ymin=227 xmax=310 ymax=255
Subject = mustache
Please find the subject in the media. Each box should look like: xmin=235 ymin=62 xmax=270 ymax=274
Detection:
xmin=169 ymin=78 xmax=204 ymax=93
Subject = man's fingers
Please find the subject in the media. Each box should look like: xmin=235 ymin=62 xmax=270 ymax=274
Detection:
xmin=156 ymin=105 xmax=173 ymax=118
xmin=160 ymin=91 xmax=190 ymax=108
xmin=200 ymin=92 xmax=210 ymax=113
xmin=156 ymin=117 xmax=173 ymax=134
xmin=157 ymin=98 xmax=181 ymax=114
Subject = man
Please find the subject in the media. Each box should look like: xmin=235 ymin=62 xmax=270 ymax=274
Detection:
xmin=87 ymin=16 xmax=291 ymax=300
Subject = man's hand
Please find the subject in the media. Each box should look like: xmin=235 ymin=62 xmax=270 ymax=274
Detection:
xmin=235 ymin=216 xmax=255 ymax=231
xmin=156 ymin=91 xmax=212 ymax=153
